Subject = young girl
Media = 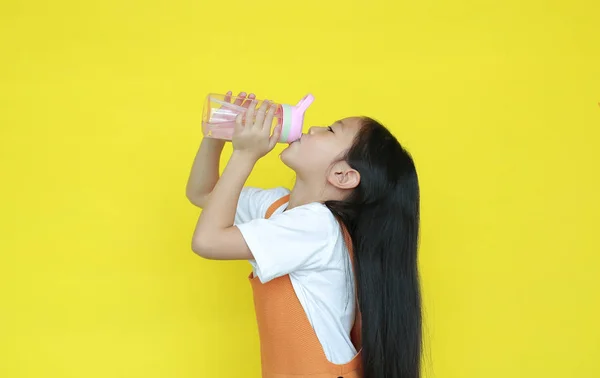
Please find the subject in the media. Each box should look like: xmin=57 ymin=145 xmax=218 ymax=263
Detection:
xmin=186 ymin=91 xmax=422 ymax=378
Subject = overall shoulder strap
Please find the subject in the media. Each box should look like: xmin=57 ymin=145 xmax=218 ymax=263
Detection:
xmin=264 ymin=194 xmax=290 ymax=219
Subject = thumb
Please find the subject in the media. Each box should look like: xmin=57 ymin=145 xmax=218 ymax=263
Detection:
xmin=268 ymin=125 xmax=282 ymax=150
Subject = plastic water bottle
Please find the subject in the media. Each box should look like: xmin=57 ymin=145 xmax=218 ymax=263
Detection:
xmin=202 ymin=93 xmax=314 ymax=144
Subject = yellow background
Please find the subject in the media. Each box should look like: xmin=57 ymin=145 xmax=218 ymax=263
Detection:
xmin=1 ymin=0 xmax=599 ymax=377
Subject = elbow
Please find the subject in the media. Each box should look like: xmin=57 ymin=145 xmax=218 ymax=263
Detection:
xmin=191 ymin=234 xmax=214 ymax=259
xmin=186 ymin=191 xmax=207 ymax=208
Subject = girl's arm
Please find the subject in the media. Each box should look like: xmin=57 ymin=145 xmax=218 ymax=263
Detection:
xmin=185 ymin=91 xmax=253 ymax=208
xmin=192 ymin=99 xmax=281 ymax=260
xmin=192 ymin=151 xmax=256 ymax=259
xmin=185 ymin=137 xmax=225 ymax=208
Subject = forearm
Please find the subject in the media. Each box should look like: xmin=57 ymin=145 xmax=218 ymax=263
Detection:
xmin=194 ymin=151 xmax=256 ymax=236
xmin=186 ymin=138 xmax=226 ymax=207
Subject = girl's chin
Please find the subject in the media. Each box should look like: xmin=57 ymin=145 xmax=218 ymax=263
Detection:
xmin=281 ymin=141 xmax=298 ymax=154
xmin=279 ymin=146 xmax=296 ymax=165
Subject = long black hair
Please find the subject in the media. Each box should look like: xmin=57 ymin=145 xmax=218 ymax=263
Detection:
xmin=324 ymin=117 xmax=421 ymax=378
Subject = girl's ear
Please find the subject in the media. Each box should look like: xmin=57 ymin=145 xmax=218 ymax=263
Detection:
xmin=327 ymin=161 xmax=360 ymax=190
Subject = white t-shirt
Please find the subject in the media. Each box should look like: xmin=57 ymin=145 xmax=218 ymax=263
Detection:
xmin=234 ymin=186 xmax=357 ymax=364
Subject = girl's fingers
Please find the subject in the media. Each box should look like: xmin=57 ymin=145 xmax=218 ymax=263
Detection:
xmin=263 ymin=102 xmax=276 ymax=133
xmin=235 ymin=113 xmax=244 ymax=134
xmin=244 ymin=99 xmax=257 ymax=128
xmin=224 ymin=90 xmax=233 ymax=103
xmin=242 ymin=93 xmax=256 ymax=109
xmin=268 ymin=124 xmax=282 ymax=150
xmin=233 ymin=92 xmax=246 ymax=107
xmin=254 ymin=101 xmax=269 ymax=131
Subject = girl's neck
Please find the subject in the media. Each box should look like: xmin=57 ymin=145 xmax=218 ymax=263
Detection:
xmin=287 ymin=178 xmax=346 ymax=210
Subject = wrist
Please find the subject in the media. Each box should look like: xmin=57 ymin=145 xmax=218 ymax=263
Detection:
xmin=201 ymin=137 xmax=226 ymax=149
xmin=230 ymin=150 xmax=260 ymax=165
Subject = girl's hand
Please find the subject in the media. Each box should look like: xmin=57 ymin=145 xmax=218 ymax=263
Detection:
xmin=225 ymin=90 xmax=256 ymax=109
xmin=232 ymin=99 xmax=281 ymax=161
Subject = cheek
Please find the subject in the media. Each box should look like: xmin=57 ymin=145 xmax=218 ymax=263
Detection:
xmin=282 ymin=139 xmax=344 ymax=172
xmin=312 ymin=140 xmax=347 ymax=162
xmin=300 ymin=141 xmax=328 ymax=159
xmin=304 ymin=144 xmax=342 ymax=170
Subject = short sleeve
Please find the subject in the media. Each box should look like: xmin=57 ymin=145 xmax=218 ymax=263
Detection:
xmin=236 ymin=203 xmax=338 ymax=283
xmin=234 ymin=186 xmax=290 ymax=225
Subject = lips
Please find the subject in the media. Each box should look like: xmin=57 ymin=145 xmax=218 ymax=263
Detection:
xmin=289 ymin=134 xmax=303 ymax=145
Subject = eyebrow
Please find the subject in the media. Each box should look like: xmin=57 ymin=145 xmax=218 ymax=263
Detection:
xmin=335 ymin=119 xmax=344 ymax=131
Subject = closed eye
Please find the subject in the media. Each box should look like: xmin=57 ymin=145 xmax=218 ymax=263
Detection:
xmin=327 ymin=126 xmax=334 ymax=133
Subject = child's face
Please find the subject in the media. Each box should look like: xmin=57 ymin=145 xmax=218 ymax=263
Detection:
xmin=281 ymin=117 xmax=362 ymax=180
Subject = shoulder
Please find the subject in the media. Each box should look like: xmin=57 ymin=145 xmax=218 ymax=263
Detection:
xmin=241 ymin=186 xmax=290 ymax=208
xmin=270 ymin=202 xmax=340 ymax=238
xmin=235 ymin=186 xmax=291 ymax=224
xmin=242 ymin=186 xmax=290 ymax=199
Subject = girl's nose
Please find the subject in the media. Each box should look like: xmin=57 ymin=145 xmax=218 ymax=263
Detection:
xmin=308 ymin=126 xmax=325 ymax=135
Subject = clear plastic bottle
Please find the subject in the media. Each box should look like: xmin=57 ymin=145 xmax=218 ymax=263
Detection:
xmin=202 ymin=93 xmax=314 ymax=144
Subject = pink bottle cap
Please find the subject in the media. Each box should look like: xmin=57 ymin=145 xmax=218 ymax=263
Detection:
xmin=279 ymin=94 xmax=315 ymax=143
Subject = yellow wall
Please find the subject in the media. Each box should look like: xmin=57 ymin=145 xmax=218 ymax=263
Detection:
xmin=1 ymin=0 xmax=599 ymax=377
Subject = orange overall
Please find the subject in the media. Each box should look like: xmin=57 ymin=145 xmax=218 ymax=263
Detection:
xmin=249 ymin=195 xmax=363 ymax=378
